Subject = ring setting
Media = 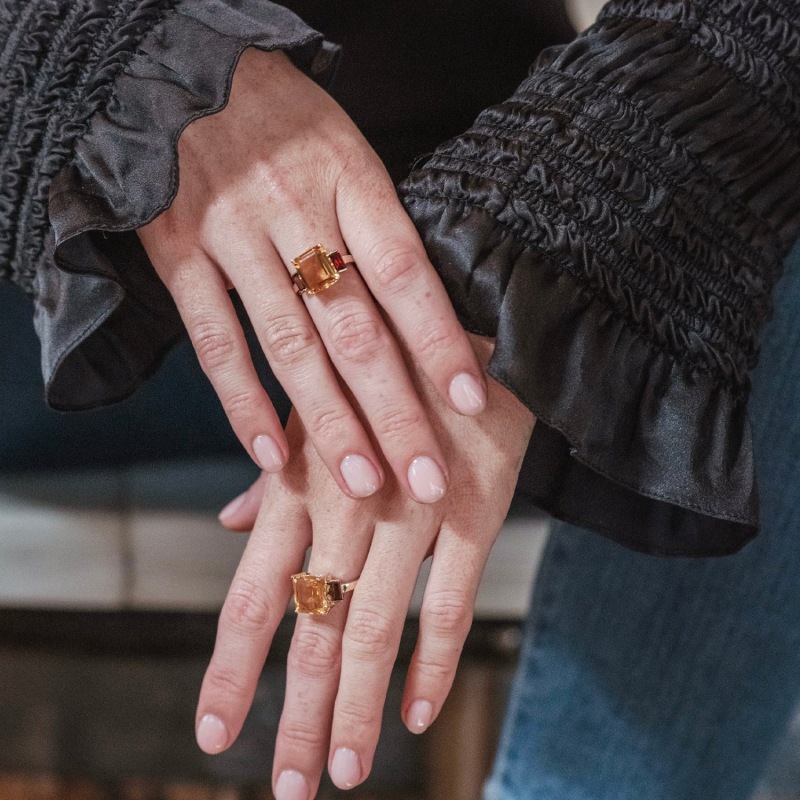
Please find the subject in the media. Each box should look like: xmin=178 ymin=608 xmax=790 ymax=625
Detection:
xmin=290 ymin=244 xmax=355 ymax=296
xmin=291 ymin=571 xmax=359 ymax=615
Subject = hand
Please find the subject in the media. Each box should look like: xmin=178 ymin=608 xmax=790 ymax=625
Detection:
xmin=138 ymin=47 xmax=486 ymax=503
xmin=197 ymin=335 xmax=535 ymax=799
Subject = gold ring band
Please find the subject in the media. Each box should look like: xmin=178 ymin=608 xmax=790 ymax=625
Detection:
xmin=291 ymin=571 xmax=359 ymax=616
xmin=290 ymin=244 xmax=355 ymax=296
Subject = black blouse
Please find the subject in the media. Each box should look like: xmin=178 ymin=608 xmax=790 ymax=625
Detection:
xmin=1 ymin=0 xmax=799 ymax=556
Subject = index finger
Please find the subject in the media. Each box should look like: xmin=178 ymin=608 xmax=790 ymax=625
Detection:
xmin=335 ymin=165 xmax=487 ymax=418
xmin=195 ymin=495 xmax=311 ymax=755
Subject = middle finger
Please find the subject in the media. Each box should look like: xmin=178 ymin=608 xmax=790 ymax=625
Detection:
xmin=328 ymin=515 xmax=435 ymax=790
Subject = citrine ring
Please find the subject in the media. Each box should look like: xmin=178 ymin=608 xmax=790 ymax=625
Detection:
xmin=290 ymin=244 xmax=355 ymax=296
xmin=291 ymin=572 xmax=359 ymax=616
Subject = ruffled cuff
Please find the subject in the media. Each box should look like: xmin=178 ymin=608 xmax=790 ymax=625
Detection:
xmin=41 ymin=0 xmax=340 ymax=410
xmin=399 ymin=0 xmax=800 ymax=556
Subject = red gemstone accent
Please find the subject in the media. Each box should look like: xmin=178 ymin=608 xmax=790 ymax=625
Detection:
xmin=291 ymin=272 xmax=307 ymax=293
xmin=330 ymin=251 xmax=346 ymax=272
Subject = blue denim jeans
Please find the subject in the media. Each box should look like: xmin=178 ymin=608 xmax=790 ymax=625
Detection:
xmin=485 ymin=238 xmax=800 ymax=800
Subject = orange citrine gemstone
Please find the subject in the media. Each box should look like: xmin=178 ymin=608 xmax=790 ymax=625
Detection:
xmin=294 ymin=246 xmax=339 ymax=295
xmin=292 ymin=573 xmax=332 ymax=615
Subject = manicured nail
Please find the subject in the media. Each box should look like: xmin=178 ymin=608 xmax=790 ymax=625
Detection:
xmin=330 ymin=747 xmax=361 ymax=789
xmin=196 ymin=714 xmax=228 ymax=754
xmin=407 ymin=699 xmax=433 ymax=733
xmin=449 ymin=372 xmax=486 ymax=415
xmin=253 ymin=434 xmax=285 ymax=473
xmin=408 ymin=456 xmax=447 ymax=503
xmin=275 ymin=769 xmax=309 ymax=800
xmin=218 ymin=491 xmax=247 ymax=524
xmin=340 ymin=454 xmax=381 ymax=498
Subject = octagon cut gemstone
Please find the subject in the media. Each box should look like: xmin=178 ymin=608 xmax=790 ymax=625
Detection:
xmin=294 ymin=246 xmax=339 ymax=295
xmin=292 ymin=573 xmax=332 ymax=615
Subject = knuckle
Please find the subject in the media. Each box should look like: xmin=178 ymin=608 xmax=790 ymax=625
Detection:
xmin=368 ymin=242 xmax=420 ymax=295
xmin=288 ymin=625 xmax=341 ymax=679
xmin=280 ymin=717 xmax=327 ymax=749
xmin=376 ymin=405 xmax=426 ymax=442
xmin=413 ymin=651 xmax=456 ymax=684
xmin=192 ymin=319 xmax=237 ymax=371
xmin=254 ymin=161 xmax=303 ymax=212
xmin=423 ymin=591 xmax=473 ymax=639
xmin=222 ymin=388 xmax=262 ymax=424
xmin=221 ymin=577 xmax=274 ymax=636
xmin=336 ymin=696 xmax=380 ymax=731
xmin=415 ymin=320 xmax=462 ymax=362
xmin=261 ymin=314 xmax=317 ymax=367
xmin=306 ymin=406 xmax=353 ymax=442
xmin=204 ymin=663 xmax=250 ymax=702
xmin=346 ymin=607 xmax=396 ymax=660
xmin=327 ymin=308 xmax=383 ymax=365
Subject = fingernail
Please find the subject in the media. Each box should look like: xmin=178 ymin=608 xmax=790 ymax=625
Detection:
xmin=330 ymin=747 xmax=361 ymax=789
xmin=196 ymin=714 xmax=228 ymax=754
xmin=407 ymin=699 xmax=433 ymax=734
xmin=340 ymin=454 xmax=381 ymax=498
xmin=408 ymin=456 xmax=447 ymax=503
xmin=275 ymin=769 xmax=309 ymax=800
xmin=449 ymin=372 xmax=486 ymax=415
xmin=253 ymin=434 xmax=285 ymax=473
xmin=219 ymin=491 xmax=247 ymax=524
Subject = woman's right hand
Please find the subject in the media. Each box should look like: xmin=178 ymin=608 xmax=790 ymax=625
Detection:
xmin=137 ymin=47 xmax=486 ymax=504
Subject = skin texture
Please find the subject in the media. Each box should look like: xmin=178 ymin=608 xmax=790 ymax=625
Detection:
xmin=138 ymin=47 xmax=487 ymax=503
xmin=200 ymin=335 xmax=536 ymax=798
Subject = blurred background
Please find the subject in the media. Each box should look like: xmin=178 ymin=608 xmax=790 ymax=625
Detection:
xmin=3 ymin=0 xmax=800 ymax=798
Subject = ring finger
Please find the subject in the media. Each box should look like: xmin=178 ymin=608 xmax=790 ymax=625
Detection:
xmin=272 ymin=521 xmax=374 ymax=800
xmin=270 ymin=219 xmax=450 ymax=505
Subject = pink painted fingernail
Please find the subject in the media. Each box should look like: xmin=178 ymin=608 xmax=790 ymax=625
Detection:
xmin=196 ymin=714 xmax=228 ymax=754
xmin=253 ymin=434 xmax=285 ymax=473
xmin=408 ymin=456 xmax=447 ymax=503
xmin=219 ymin=491 xmax=247 ymax=524
xmin=340 ymin=454 xmax=381 ymax=498
xmin=449 ymin=372 xmax=486 ymax=415
xmin=330 ymin=747 xmax=361 ymax=789
xmin=407 ymin=699 xmax=433 ymax=734
xmin=275 ymin=769 xmax=309 ymax=800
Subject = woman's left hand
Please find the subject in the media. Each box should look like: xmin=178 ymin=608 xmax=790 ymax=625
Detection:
xmin=196 ymin=335 xmax=535 ymax=798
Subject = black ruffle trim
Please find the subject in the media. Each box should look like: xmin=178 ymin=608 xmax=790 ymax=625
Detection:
xmin=399 ymin=0 xmax=800 ymax=556
xmin=402 ymin=195 xmax=758 ymax=557
xmin=42 ymin=0 xmax=340 ymax=410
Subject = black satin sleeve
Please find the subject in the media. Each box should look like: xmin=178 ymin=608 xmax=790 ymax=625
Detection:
xmin=398 ymin=0 xmax=800 ymax=556
xmin=0 ymin=0 xmax=339 ymax=410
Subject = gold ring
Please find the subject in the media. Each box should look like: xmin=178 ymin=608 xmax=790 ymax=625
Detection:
xmin=290 ymin=244 xmax=355 ymax=296
xmin=291 ymin=571 xmax=359 ymax=616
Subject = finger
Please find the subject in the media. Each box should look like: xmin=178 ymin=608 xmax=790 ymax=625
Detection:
xmin=336 ymin=165 xmax=487 ymax=417
xmin=212 ymin=235 xmax=386 ymax=501
xmin=196 ymin=495 xmax=311 ymax=754
xmin=154 ymin=249 xmax=289 ymax=473
xmin=273 ymin=512 xmax=373 ymax=800
xmin=218 ymin=472 xmax=269 ymax=531
xmin=401 ymin=527 xmax=487 ymax=735
xmin=270 ymin=222 xmax=450 ymax=504
xmin=328 ymin=517 xmax=433 ymax=790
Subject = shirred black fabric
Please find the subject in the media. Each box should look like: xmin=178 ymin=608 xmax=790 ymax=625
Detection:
xmin=398 ymin=0 xmax=800 ymax=554
xmin=0 ymin=0 xmax=339 ymax=409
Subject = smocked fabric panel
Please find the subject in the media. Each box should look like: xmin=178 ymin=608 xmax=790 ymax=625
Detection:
xmin=399 ymin=0 xmax=800 ymax=554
